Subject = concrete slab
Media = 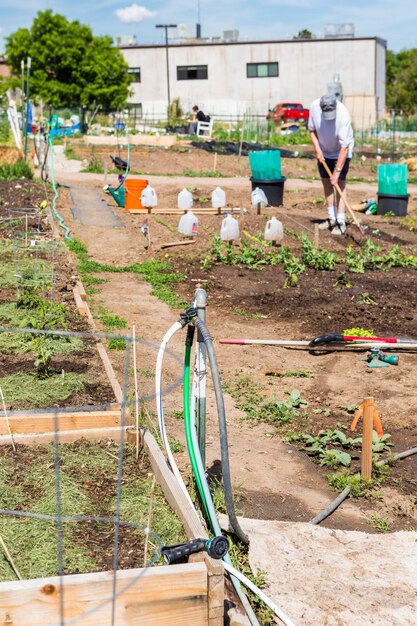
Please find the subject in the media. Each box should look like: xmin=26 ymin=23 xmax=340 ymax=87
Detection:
xmin=220 ymin=515 xmax=417 ymax=625
xmin=70 ymin=187 xmax=124 ymax=227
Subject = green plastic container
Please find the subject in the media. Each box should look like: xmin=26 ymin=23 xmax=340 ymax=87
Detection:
xmin=377 ymin=164 xmax=408 ymax=195
xmin=249 ymin=150 xmax=281 ymax=180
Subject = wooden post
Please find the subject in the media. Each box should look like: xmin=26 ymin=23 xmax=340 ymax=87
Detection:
xmin=103 ymin=160 xmax=108 ymax=186
xmin=361 ymin=396 xmax=374 ymax=479
xmin=256 ymin=202 xmax=261 ymax=215
xmin=213 ymin=152 xmax=217 ymax=173
xmin=314 ymin=223 xmax=319 ymax=248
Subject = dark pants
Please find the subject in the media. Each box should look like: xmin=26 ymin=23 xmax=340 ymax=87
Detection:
xmin=318 ymin=157 xmax=350 ymax=181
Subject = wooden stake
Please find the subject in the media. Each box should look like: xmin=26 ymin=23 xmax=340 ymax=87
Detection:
xmin=132 ymin=325 xmax=140 ymax=459
xmin=213 ymin=152 xmax=217 ymax=173
xmin=25 ymin=214 xmax=28 ymax=248
xmin=361 ymin=396 xmax=374 ymax=479
xmin=314 ymin=223 xmax=319 ymax=248
xmin=0 ymin=534 xmax=22 ymax=580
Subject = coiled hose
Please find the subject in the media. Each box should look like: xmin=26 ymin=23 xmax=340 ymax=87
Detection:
xmin=194 ymin=317 xmax=248 ymax=544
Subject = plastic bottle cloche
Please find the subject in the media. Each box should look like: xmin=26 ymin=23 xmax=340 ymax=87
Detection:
xmin=212 ymin=186 xmax=226 ymax=209
xmin=177 ymin=188 xmax=193 ymax=210
xmin=178 ymin=210 xmax=199 ymax=237
xmin=141 ymin=184 xmax=158 ymax=208
xmin=220 ymin=213 xmax=240 ymax=242
xmin=264 ymin=216 xmax=284 ymax=243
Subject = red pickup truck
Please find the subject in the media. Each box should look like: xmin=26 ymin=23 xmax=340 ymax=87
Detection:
xmin=267 ymin=102 xmax=309 ymax=124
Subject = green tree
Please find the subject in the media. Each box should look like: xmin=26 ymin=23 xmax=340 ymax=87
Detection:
xmin=5 ymin=10 xmax=131 ymax=109
xmin=293 ymin=29 xmax=314 ymax=40
xmin=386 ymin=48 xmax=417 ymax=114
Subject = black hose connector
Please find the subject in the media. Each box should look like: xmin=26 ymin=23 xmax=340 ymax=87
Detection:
xmin=309 ymin=333 xmax=344 ymax=347
xmin=185 ymin=324 xmax=195 ymax=347
xmin=180 ymin=306 xmax=198 ymax=327
xmin=195 ymin=318 xmax=249 ymax=545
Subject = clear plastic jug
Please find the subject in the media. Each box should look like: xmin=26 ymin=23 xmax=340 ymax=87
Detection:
xmin=141 ymin=184 xmax=158 ymax=207
xmin=251 ymin=187 xmax=268 ymax=209
xmin=220 ymin=214 xmax=240 ymax=241
xmin=212 ymin=186 xmax=226 ymax=209
xmin=264 ymin=216 xmax=284 ymax=243
xmin=178 ymin=210 xmax=198 ymax=237
xmin=177 ymin=188 xmax=193 ymax=210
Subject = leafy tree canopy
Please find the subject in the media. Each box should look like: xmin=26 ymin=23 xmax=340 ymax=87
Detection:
xmin=386 ymin=48 xmax=417 ymax=114
xmin=5 ymin=10 xmax=131 ymax=109
xmin=293 ymin=29 xmax=314 ymax=40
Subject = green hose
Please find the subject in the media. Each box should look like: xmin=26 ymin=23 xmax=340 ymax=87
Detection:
xmin=183 ymin=326 xmax=260 ymax=626
xmin=48 ymin=136 xmax=72 ymax=239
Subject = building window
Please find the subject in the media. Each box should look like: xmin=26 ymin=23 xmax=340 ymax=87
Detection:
xmin=128 ymin=67 xmax=141 ymax=83
xmin=177 ymin=65 xmax=208 ymax=80
xmin=247 ymin=62 xmax=279 ymax=78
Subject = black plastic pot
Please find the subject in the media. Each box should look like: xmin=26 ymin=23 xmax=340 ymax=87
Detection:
xmin=250 ymin=177 xmax=286 ymax=207
xmin=377 ymin=193 xmax=409 ymax=217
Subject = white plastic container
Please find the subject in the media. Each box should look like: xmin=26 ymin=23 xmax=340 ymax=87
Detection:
xmin=264 ymin=216 xmax=284 ymax=244
xmin=211 ymin=186 xmax=226 ymax=209
xmin=251 ymin=187 xmax=268 ymax=209
xmin=220 ymin=214 xmax=240 ymax=242
xmin=177 ymin=188 xmax=193 ymax=210
xmin=141 ymin=184 xmax=158 ymax=208
xmin=178 ymin=210 xmax=198 ymax=237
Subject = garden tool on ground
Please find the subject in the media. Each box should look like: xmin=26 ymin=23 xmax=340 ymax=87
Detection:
xmin=363 ymin=347 xmax=399 ymax=368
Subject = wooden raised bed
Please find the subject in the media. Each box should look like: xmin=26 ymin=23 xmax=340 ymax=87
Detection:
xmin=0 ymin=277 xmax=225 ymax=625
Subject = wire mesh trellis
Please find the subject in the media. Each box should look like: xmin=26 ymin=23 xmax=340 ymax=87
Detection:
xmin=0 ymin=326 xmax=185 ymax=625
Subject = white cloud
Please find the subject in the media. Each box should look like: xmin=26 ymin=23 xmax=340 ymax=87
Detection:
xmin=115 ymin=3 xmax=155 ymax=23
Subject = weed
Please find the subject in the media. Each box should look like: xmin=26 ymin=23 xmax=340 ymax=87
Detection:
xmin=169 ymin=438 xmax=185 ymax=453
xmin=313 ymin=197 xmax=325 ymax=204
xmin=283 ymin=370 xmax=313 ymax=378
xmin=358 ymin=291 xmax=378 ymax=305
xmin=154 ymin=218 xmax=176 ymax=233
xmin=182 ymin=169 xmax=226 ymax=178
xmin=370 ymin=514 xmax=391 ymax=533
xmin=98 ymin=312 xmax=127 ymax=330
xmin=0 ymin=160 xmax=33 ymax=180
xmin=107 ymin=337 xmax=127 ymax=350
xmin=81 ymin=147 xmax=104 ymax=174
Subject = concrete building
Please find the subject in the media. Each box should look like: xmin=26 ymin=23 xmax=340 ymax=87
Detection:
xmin=119 ymin=36 xmax=386 ymax=129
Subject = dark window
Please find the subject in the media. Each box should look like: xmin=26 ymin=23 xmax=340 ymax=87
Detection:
xmin=128 ymin=67 xmax=141 ymax=82
xmin=247 ymin=62 xmax=279 ymax=78
xmin=177 ymin=65 xmax=208 ymax=80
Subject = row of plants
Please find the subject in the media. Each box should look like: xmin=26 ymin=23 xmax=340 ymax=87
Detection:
xmin=225 ymin=371 xmax=395 ymax=502
xmin=202 ymin=234 xmax=417 ymax=286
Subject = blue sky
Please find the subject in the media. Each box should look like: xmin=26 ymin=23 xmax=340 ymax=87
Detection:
xmin=0 ymin=0 xmax=416 ymax=53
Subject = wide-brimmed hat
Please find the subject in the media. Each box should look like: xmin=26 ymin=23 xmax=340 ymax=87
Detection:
xmin=320 ymin=94 xmax=337 ymax=120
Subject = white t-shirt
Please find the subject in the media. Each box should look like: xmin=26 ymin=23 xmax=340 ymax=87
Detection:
xmin=308 ymin=99 xmax=354 ymax=159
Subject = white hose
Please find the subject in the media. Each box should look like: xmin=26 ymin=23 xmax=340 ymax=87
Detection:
xmin=223 ymin=561 xmax=296 ymax=626
xmin=155 ymin=321 xmax=194 ymax=507
xmin=156 ymin=320 xmax=296 ymax=625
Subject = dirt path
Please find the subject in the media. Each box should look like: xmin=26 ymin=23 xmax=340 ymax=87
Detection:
xmin=60 ymin=173 xmax=413 ymax=534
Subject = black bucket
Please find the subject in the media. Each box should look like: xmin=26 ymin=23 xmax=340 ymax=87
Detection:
xmin=250 ymin=177 xmax=286 ymax=207
xmin=377 ymin=193 xmax=409 ymax=217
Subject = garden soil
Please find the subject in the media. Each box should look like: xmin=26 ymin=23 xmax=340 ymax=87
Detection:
xmin=30 ymin=147 xmax=417 ymax=621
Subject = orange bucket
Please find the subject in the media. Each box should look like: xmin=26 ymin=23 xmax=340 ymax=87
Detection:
xmin=124 ymin=178 xmax=149 ymax=211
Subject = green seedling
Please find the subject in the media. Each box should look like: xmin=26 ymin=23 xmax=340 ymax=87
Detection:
xmin=358 ymin=291 xmax=378 ymax=305
xmin=370 ymin=514 xmax=391 ymax=533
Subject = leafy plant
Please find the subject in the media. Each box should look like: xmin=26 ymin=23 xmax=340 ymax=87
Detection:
xmin=0 ymin=160 xmax=33 ymax=180
xmin=301 ymin=233 xmax=339 ymax=270
xmin=319 ymin=450 xmax=352 ymax=468
xmin=370 ymin=514 xmax=391 ymax=533
xmin=372 ymin=432 xmax=393 ymax=453
xmin=343 ymin=327 xmax=374 ymax=337
xmin=358 ymin=291 xmax=378 ymax=305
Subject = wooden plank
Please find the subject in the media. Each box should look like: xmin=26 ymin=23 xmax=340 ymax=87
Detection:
xmin=0 ymin=562 xmax=208 ymax=626
xmin=76 ymin=279 xmax=87 ymax=301
xmin=143 ymin=429 xmax=207 ymax=539
xmin=159 ymin=240 xmax=196 ymax=249
xmin=73 ymin=287 xmax=88 ymax=315
xmin=0 ymin=410 xmax=121 ymax=435
xmin=0 ymin=426 xmax=124 ymax=446
xmin=191 ymin=553 xmax=224 ymax=626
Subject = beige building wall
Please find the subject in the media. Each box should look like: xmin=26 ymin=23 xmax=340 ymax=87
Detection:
xmin=120 ymin=37 xmax=386 ymax=128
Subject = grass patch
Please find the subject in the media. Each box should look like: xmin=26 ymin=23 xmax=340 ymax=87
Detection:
xmin=0 ymin=441 xmax=185 ymax=580
xmin=66 ymin=239 xmax=187 ymax=308
xmin=0 ymin=160 xmax=33 ymax=180
xmin=182 ymin=169 xmax=226 ymax=178
xmin=0 ymin=372 xmax=85 ymax=408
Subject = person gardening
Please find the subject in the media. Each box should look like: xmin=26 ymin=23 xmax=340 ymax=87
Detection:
xmin=308 ymin=94 xmax=354 ymax=235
